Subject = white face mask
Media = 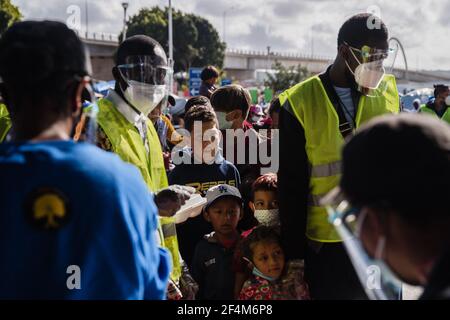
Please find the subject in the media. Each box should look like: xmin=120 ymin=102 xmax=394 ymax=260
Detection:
xmin=216 ymin=111 xmax=234 ymax=130
xmin=445 ymin=96 xmax=450 ymax=106
xmin=346 ymin=49 xmax=385 ymax=91
xmin=254 ymin=209 xmax=280 ymax=227
xmin=123 ymin=80 xmax=166 ymax=115
xmin=251 ymin=115 xmax=262 ymax=123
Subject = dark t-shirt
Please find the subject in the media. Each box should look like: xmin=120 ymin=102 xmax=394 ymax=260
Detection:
xmin=199 ymin=82 xmax=217 ymax=99
xmin=168 ymin=153 xmax=241 ymax=267
xmin=191 ymin=232 xmax=238 ymax=300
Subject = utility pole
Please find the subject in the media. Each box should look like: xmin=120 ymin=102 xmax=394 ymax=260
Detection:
xmin=85 ymin=0 xmax=89 ymax=38
xmin=122 ymin=2 xmax=129 ymax=41
xmin=168 ymin=0 xmax=174 ymax=93
xmin=222 ymin=6 xmax=236 ymax=44
xmin=168 ymin=0 xmax=174 ymax=66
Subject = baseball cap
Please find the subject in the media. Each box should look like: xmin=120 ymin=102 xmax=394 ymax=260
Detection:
xmin=168 ymin=94 xmax=176 ymax=106
xmin=324 ymin=113 xmax=450 ymax=222
xmin=205 ymin=184 xmax=243 ymax=210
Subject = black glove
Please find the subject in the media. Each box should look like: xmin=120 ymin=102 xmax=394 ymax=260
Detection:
xmin=155 ymin=185 xmax=196 ymax=217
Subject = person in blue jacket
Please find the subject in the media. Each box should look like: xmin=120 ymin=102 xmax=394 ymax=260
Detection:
xmin=0 ymin=20 xmax=171 ymax=299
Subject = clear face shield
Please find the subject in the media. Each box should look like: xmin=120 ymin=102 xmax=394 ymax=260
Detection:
xmin=321 ymin=188 xmax=403 ymax=300
xmin=117 ymin=55 xmax=173 ymax=116
xmin=345 ymin=41 xmax=398 ymax=97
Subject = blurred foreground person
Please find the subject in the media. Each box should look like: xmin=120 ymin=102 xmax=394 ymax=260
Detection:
xmin=0 ymin=21 xmax=170 ymax=299
xmin=324 ymin=114 xmax=450 ymax=300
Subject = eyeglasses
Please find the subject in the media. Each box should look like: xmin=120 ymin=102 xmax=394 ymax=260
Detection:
xmin=344 ymin=42 xmax=393 ymax=63
xmin=328 ymin=199 xmax=364 ymax=237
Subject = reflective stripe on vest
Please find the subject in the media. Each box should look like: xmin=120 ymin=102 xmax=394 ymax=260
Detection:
xmin=419 ymin=105 xmax=450 ymax=124
xmin=311 ymin=160 xmax=342 ymax=178
xmin=93 ymin=98 xmax=168 ymax=192
xmin=283 ymin=74 xmax=399 ymax=242
xmin=0 ymin=104 xmax=11 ymax=142
xmin=159 ymin=216 xmax=182 ymax=283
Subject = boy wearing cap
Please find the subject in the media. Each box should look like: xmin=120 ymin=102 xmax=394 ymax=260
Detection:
xmin=191 ymin=184 xmax=243 ymax=300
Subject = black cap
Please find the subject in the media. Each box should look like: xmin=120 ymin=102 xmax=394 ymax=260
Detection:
xmin=116 ymin=35 xmax=167 ymax=66
xmin=341 ymin=113 xmax=450 ymax=220
xmin=0 ymin=21 xmax=88 ymax=86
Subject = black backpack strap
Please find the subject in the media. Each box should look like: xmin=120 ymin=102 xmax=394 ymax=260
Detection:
xmin=318 ymin=66 xmax=356 ymax=139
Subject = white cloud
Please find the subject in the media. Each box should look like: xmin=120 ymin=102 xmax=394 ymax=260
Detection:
xmin=11 ymin=0 xmax=450 ymax=70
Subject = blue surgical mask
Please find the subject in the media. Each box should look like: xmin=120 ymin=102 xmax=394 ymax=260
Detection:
xmin=252 ymin=266 xmax=277 ymax=282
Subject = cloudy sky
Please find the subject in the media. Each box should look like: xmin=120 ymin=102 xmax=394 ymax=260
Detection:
xmin=11 ymin=0 xmax=450 ymax=70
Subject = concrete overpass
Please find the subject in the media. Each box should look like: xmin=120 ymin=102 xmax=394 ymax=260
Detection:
xmin=80 ymin=35 xmax=450 ymax=84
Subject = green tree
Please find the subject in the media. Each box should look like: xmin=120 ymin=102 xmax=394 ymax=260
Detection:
xmin=0 ymin=0 xmax=22 ymax=36
xmin=264 ymin=61 xmax=310 ymax=93
xmin=124 ymin=7 xmax=225 ymax=72
xmin=188 ymin=14 xmax=225 ymax=70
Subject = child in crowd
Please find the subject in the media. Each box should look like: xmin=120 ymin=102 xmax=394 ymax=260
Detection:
xmin=199 ymin=66 xmax=219 ymax=99
xmin=239 ymin=226 xmax=310 ymax=300
xmin=169 ymin=100 xmax=241 ymax=268
xmin=249 ymin=173 xmax=280 ymax=228
xmin=233 ymin=173 xmax=280 ymax=297
xmin=210 ymin=84 xmax=262 ymax=181
xmin=191 ymin=184 xmax=243 ymax=300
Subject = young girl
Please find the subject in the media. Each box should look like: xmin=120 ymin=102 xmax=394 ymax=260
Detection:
xmin=233 ymin=173 xmax=280 ymax=298
xmin=238 ymin=226 xmax=310 ymax=300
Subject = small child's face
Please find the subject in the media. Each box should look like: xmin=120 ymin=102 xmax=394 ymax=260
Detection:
xmin=205 ymin=197 xmax=241 ymax=236
xmin=252 ymin=241 xmax=285 ymax=280
xmin=190 ymin=120 xmax=220 ymax=163
xmin=251 ymin=190 xmax=278 ymax=211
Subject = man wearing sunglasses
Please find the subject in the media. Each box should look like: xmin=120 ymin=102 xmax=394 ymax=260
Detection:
xmin=324 ymin=114 xmax=450 ymax=300
xmin=278 ymin=13 xmax=399 ymax=299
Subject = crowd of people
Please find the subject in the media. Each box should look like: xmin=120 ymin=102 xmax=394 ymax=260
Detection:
xmin=0 ymin=12 xmax=449 ymax=301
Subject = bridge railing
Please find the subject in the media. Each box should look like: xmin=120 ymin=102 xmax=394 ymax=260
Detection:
xmin=73 ymin=29 xmax=119 ymax=43
xmin=226 ymin=48 xmax=333 ymax=61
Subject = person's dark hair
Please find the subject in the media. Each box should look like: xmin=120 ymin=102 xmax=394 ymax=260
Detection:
xmin=433 ymin=84 xmax=449 ymax=98
xmin=0 ymin=21 xmax=88 ymax=116
xmin=115 ymin=35 xmax=167 ymax=66
xmin=200 ymin=66 xmax=219 ymax=81
xmin=337 ymin=13 xmax=388 ymax=48
xmin=184 ymin=103 xmax=217 ymax=132
xmin=241 ymin=226 xmax=282 ymax=262
xmin=252 ymin=173 xmax=278 ymax=199
xmin=341 ymin=114 xmax=450 ymax=227
xmin=210 ymin=84 xmax=252 ymax=117
xmin=185 ymin=95 xmax=210 ymax=114
xmin=268 ymin=97 xmax=281 ymax=117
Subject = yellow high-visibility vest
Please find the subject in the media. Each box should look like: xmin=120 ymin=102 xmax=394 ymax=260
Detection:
xmin=419 ymin=104 xmax=450 ymax=124
xmin=94 ymin=98 xmax=168 ymax=192
xmin=282 ymin=74 xmax=399 ymax=242
xmin=159 ymin=216 xmax=182 ymax=283
xmin=0 ymin=104 xmax=11 ymax=142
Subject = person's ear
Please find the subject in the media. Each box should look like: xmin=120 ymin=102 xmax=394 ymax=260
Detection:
xmin=203 ymin=209 xmax=211 ymax=222
xmin=249 ymin=201 xmax=255 ymax=213
xmin=73 ymin=77 xmax=89 ymax=116
xmin=234 ymin=110 xmax=243 ymax=120
xmin=338 ymin=44 xmax=348 ymax=60
xmin=239 ymin=206 xmax=243 ymax=221
xmin=112 ymin=66 xmax=127 ymax=91
xmin=360 ymin=207 xmax=384 ymax=257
